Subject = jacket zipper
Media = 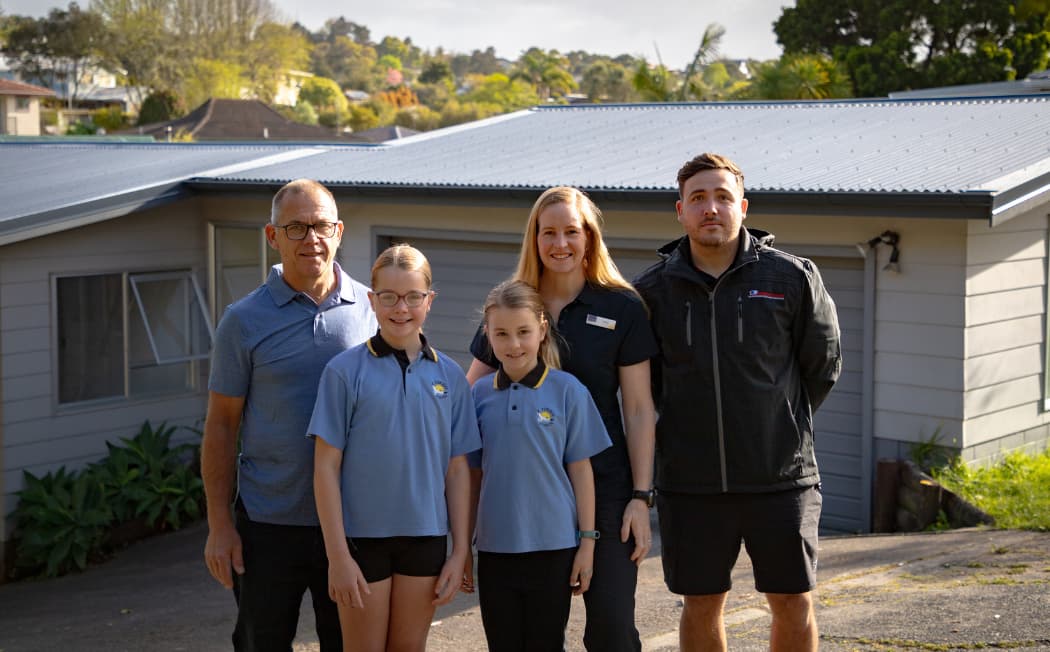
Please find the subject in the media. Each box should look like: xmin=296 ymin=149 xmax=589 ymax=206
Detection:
xmin=685 ymin=300 xmax=692 ymax=347
xmin=737 ymin=295 xmax=743 ymax=344
xmin=708 ymin=292 xmax=729 ymax=492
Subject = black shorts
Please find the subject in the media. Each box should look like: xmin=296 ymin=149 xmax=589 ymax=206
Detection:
xmin=347 ymin=535 xmax=447 ymax=583
xmin=656 ymin=485 xmax=821 ymax=595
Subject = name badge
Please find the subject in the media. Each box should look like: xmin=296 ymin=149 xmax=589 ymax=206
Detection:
xmin=586 ymin=314 xmax=617 ymax=330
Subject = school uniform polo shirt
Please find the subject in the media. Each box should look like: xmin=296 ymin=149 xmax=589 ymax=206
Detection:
xmin=471 ymin=363 xmax=611 ymax=554
xmin=471 ymin=284 xmax=657 ymax=501
xmin=308 ymin=334 xmax=481 ymax=538
xmin=209 ymin=263 xmax=377 ymax=526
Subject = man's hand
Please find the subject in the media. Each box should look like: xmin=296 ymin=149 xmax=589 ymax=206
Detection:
xmin=622 ymin=499 xmax=652 ymax=567
xmin=204 ymin=521 xmax=244 ymax=589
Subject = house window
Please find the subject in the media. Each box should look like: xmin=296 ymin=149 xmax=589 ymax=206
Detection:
xmin=56 ymin=271 xmax=213 ymax=405
xmin=210 ymin=224 xmax=278 ymax=323
xmin=15 ymin=97 xmax=31 ymax=111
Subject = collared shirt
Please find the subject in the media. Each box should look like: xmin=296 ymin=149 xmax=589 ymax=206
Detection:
xmin=470 ymin=284 xmax=658 ymax=500
xmin=209 ymin=263 xmax=377 ymax=526
xmin=471 ymin=362 xmax=611 ymax=553
xmin=307 ymin=333 xmax=481 ymax=538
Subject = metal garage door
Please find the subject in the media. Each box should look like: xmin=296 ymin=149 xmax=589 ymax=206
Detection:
xmin=379 ymin=235 xmax=866 ymax=532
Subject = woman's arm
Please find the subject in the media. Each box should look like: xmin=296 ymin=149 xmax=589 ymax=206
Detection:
xmin=619 ymin=360 xmax=657 ymax=566
xmin=566 ymin=458 xmax=596 ymax=595
xmin=466 ymin=358 xmax=498 ymax=386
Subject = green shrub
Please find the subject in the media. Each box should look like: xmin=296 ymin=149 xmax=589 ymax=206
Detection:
xmin=91 ymin=106 xmax=129 ymax=132
xmin=13 ymin=468 xmax=111 ymax=577
xmin=933 ymin=449 xmax=1050 ymax=531
xmin=10 ymin=421 xmax=204 ymax=578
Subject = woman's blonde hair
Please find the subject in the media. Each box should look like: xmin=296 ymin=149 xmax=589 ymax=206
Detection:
xmin=483 ymin=280 xmax=560 ymax=370
xmin=371 ymin=243 xmax=432 ymax=289
xmin=513 ymin=186 xmax=638 ymax=297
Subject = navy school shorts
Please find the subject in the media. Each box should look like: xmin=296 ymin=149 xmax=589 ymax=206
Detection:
xmin=347 ymin=535 xmax=447 ymax=583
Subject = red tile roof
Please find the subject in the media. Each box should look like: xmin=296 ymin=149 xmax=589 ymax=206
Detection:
xmin=0 ymin=79 xmax=57 ymax=97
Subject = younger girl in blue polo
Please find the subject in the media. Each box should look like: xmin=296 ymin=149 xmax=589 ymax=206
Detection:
xmin=309 ymin=244 xmax=480 ymax=652
xmin=469 ymin=279 xmax=611 ymax=652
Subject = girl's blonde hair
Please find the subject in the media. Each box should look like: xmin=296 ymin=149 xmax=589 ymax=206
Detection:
xmin=483 ymin=280 xmax=561 ymax=370
xmin=371 ymin=243 xmax=432 ymax=289
xmin=513 ymin=186 xmax=638 ymax=297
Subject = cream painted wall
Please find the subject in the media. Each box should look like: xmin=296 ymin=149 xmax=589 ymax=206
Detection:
xmin=0 ymin=95 xmax=43 ymax=136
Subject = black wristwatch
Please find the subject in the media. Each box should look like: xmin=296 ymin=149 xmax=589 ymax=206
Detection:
xmin=632 ymin=489 xmax=656 ymax=508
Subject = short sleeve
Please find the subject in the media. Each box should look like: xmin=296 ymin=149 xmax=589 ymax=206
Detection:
xmin=449 ymin=369 xmax=482 ymax=457
xmin=307 ymin=364 xmax=353 ymax=450
xmin=208 ymin=309 xmax=251 ymax=397
xmin=563 ymin=378 xmax=612 ymax=464
xmin=469 ymin=323 xmax=499 ymax=369
xmin=615 ymin=293 xmax=659 ymax=368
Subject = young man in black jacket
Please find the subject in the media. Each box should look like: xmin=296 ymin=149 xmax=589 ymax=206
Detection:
xmin=634 ymin=153 xmax=841 ymax=652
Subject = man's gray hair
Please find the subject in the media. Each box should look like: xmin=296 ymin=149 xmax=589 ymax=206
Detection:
xmin=270 ymin=179 xmax=337 ymax=224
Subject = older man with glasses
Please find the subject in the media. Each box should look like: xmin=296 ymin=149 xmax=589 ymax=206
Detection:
xmin=202 ymin=179 xmax=377 ymax=652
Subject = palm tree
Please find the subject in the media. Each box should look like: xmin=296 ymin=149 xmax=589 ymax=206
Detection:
xmin=678 ymin=23 xmax=726 ymax=100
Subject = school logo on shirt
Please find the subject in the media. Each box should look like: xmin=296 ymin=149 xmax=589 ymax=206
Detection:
xmin=536 ymin=408 xmax=555 ymax=426
xmin=748 ymin=289 xmax=785 ymax=301
xmin=431 ymin=381 xmax=449 ymax=398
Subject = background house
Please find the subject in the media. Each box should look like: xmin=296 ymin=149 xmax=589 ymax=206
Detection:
xmin=0 ymin=79 xmax=55 ymax=136
xmin=3 ymin=97 xmax=1050 ymax=573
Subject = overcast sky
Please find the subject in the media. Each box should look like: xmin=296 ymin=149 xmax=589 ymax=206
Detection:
xmin=2 ymin=0 xmax=792 ymax=66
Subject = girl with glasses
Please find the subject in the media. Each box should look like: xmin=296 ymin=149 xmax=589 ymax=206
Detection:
xmin=310 ymin=244 xmax=480 ymax=652
xmin=467 ymin=280 xmax=611 ymax=652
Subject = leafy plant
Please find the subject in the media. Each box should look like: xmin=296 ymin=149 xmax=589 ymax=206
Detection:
xmin=933 ymin=449 xmax=1050 ymax=531
xmin=10 ymin=421 xmax=205 ymax=579
xmin=908 ymin=426 xmax=957 ymax=473
xmin=12 ymin=468 xmax=111 ymax=577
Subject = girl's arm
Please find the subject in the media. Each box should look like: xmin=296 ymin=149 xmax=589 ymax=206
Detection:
xmin=466 ymin=358 xmax=497 ymax=386
xmin=314 ymin=438 xmax=369 ymax=608
xmin=619 ymin=360 xmax=657 ymax=566
xmin=566 ymin=457 xmax=597 ymax=595
xmin=434 ymin=454 xmax=472 ymax=605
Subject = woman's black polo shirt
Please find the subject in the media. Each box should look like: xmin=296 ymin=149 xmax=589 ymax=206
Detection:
xmin=471 ymin=284 xmax=658 ymax=501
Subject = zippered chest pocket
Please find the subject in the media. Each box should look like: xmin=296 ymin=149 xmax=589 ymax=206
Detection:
xmin=735 ymin=284 xmax=795 ymax=352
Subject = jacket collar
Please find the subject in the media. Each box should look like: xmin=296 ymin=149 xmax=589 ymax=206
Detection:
xmin=658 ymin=227 xmax=775 ymax=283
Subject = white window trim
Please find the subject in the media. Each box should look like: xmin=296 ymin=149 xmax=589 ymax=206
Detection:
xmin=128 ymin=271 xmax=214 ymax=366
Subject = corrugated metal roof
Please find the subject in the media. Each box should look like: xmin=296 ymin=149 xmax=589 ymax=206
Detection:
xmin=0 ymin=142 xmax=332 ymax=245
xmin=4 ymin=97 xmax=1050 ymax=244
xmin=210 ymin=98 xmax=1050 ymax=200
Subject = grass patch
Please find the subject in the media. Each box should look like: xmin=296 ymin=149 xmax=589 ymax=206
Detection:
xmin=932 ymin=449 xmax=1050 ymax=531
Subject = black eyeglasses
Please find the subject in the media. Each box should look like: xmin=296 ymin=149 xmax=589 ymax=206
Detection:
xmin=275 ymin=222 xmax=339 ymax=240
xmin=373 ymin=290 xmax=432 ymax=307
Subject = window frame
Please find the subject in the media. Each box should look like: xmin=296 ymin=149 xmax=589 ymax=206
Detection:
xmin=52 ymin=268 xmax=214 ymax=410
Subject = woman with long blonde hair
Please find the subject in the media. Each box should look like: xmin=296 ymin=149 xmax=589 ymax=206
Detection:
xmin=465 ymin=187 xmax=658 ymax=652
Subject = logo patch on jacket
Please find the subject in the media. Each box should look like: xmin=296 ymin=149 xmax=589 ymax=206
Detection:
xmin=431 ymin=381 xmax=449 ymax=398
xmin=748 ymin=290 xmax=784 ymax=301
xmin=536 ymin=408 xmax=555 ymax=426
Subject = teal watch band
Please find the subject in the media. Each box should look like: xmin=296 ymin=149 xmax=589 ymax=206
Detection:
xmin=577 ymin=529 xmax=601 ymax=541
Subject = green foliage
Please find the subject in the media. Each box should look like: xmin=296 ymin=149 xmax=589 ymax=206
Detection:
xmin=300 ymin=76 xmax=348 ymax=115
xmin=66 ymin=120 xmax=97 ymax=135
xmin=512 ymin=48 xmax=577 ymax=100
xmin=908 ymin=426 xmax=957 ymax=474
xmin=746 ymin=54 xmax=853 ymax=100
xmin=933 ymin=449 xmax=1050 ymax=531
xmin=632 ymin=62 xmax=677 ymax=101
xmin=290 ymin=99 xmax=319 ymax=125
xmin=182 ymin=58 xmax=244 ymax=111
xmin=461 ymin=73 xmax=540 ymax=110
xmin=12 ymin=468 xmax=111 ymax=577
xmin=91 ymin=106 xmax=129 ymax=131
xmin=347 ymin=103 xmax=380 ymax=131
xmin=10 ymin=421 xmax=204 ymax=579
xmin=774 ymin=0 xmax=1050 ymax=96
xmin=395 ymin=105 xmax=441 ymax=131
xmin=137 ymin=90 xmax=184 ymax=125
xmin=437 ymin=99 xmax=503 ymax=127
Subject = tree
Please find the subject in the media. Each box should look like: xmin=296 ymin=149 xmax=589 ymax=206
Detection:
xmin=580 ymin=59 xmax=636 ymax=102
xmin=241 ymin=22 xmax=311 ymax=103
xmin=632 ymin=62 xmax=677 ymax=101
xmin=182 ymin=58 xmax=243 ymax=109
xmin=462 ymin=73 xmax=540 ymax=110
xmin=137 ymin=89 xmax=184 ymax=125
xmin=512 ymin=48 xmax=576 ymax=100
xmin=299 ymin=75 xmax=348 ymax=126
xmin=1 ymin=3 xmax=108 ymax=108
xmin=92 ymin=0 xmax=180 ymax=109
xmin=775 ymin=0 xmax=1050 ymax=96
xmin=746 ymin=54 xmax=852 ymax=99
xmin=419 ymin=58 xmax=454 ymax=86
xmin=678 ymin=23 xmax=725 ymax=100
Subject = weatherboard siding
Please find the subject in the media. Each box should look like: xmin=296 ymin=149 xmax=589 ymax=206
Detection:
xmin=962 ymin=209 xmax=1050 ymax=448
xmin=1 ymin=202 xmax=210 ymax=522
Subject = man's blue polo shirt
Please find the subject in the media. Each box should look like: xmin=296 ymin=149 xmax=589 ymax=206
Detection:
xmin=307 ymin=334 xmax=481 ymax=538
xmin=471 ymin=363 xmax=611 ymax=553
xmin=209 ymin=263 xmax=377 ymax=526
